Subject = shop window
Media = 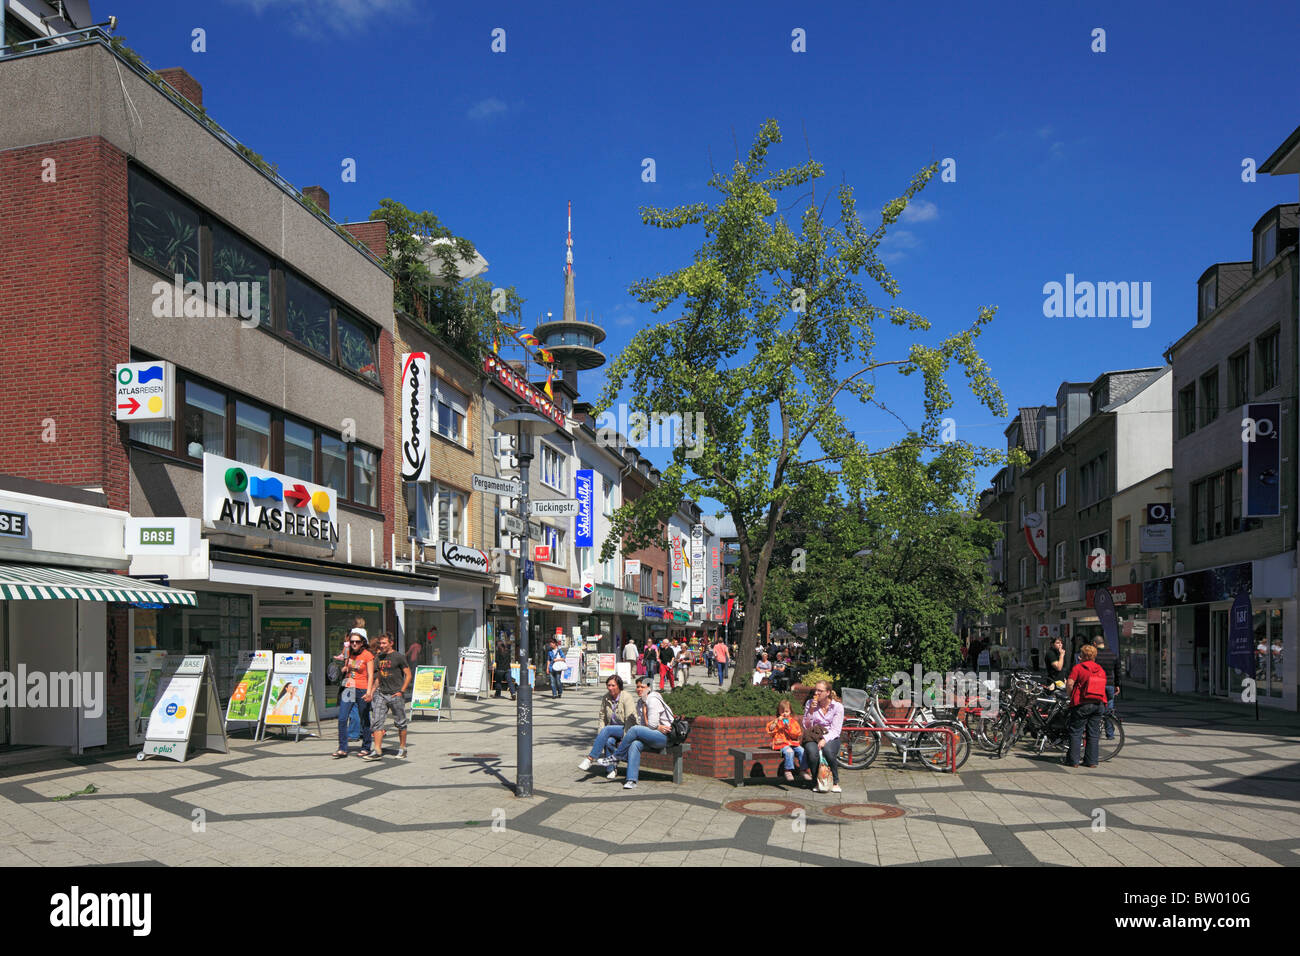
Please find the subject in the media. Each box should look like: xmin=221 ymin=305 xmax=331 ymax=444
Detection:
xmin=352 ymin=445 xmax=378 ymax=508
xmin=338 ymin=309 xmax=379 ymax=383
xmin=210 ymin=221 xmax=272 ymax=329
xmin=1251 ymin=607 xmax=1284 ymax=698
xmin=234 ymin=401 xmax=271 ymax=469
xmin=321 ymin=433 xmax=348 ymax=496
xmin=284 ymin=272 xmax=332 ymax=358
xmin=283 ymin=418 xmax=316 ymax=482
xmin=128 ymin=166 xmax=200 ymax=284
xmin=183 ymin=380 xmax=226 ymax=458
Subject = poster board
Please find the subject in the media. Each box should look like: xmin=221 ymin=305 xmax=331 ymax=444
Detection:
xmin=411 ymin=665 xmax=447 ymax=719
xmin=130 ymin=650 xmax=167 ymax=745
xmin=598 ymin=654 xmax=617 ymax=678
xmin=455 ymin=647 xmax=487 ymax=699
xmin=225 ymin=650 xmax=273 ymax=730
xmin=560 ymin=650 xmax=582 ymax=685
xmin=615 ymin=661 xmax=632 ymax=685
xmin=509 ymin=663 xmax=536 ymax=687
xmin=262 ymin=652 xmax=320 ymax=741
xmin=138 ymin=655 xmax=228 ymax=762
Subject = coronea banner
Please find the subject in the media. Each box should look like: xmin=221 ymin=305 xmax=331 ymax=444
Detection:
xmin=575 ymin=469 xmax=594 ymax=548
xmin=401 ymin=352 xmax=431 ymax=482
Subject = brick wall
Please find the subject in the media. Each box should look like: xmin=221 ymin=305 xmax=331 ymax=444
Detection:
xmin=0 ymin=137 xmax=130 ymax=511
xmin=343 ymin=220 xmax=389 ymax=260
xmin=156 ymin=68 xmax=203 ymax=109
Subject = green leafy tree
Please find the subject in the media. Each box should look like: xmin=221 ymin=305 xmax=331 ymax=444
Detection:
xmin=597 ymin=120 xmax=1008 ymax=675
xmin=370 ymin=199 xmax=525 ymax=361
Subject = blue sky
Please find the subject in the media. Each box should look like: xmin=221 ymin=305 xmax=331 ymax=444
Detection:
xmin=111 ymin=0 xmax=1298 ymax=511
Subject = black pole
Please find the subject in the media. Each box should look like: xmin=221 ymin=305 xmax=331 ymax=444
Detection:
xmin=516 ymin=431 xmax=534 ymax=796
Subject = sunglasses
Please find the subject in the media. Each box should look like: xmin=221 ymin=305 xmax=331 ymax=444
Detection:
xmin=349 ymin=640 xmax=362 ymax=645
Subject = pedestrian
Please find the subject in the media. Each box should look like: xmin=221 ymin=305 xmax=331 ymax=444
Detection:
xmin=622 ymin=634 xmax=639 ymax=666
xmin=1091 ymin=635 xmax=1120 ymax=739
xmin=712 ymin=636 xmax=729 ymax=687
xmin=1043 ymin=637 xmax=1068 ymax=687
xmin=493 ymin=638 xmax=517 ymax=700
xmin=1063 ymin=644 xmax=1109 ymax=768
xmin=801 ymin=681 xmax=843 ymax=793
xmin=705 ymin=644 xmax=715 ymax=679
xmin=366 ymin=633 xmax=411 ymax=760
xmin=766 ymin=699 xmax=805 ymax=782
xmin=546 ymin=637 xmax=566 ymax=699
xmin=598 ymin=676 xmax=673 ymax=790
xmin=674 ymin=640 xmax=691 ymax=686
xmin=643 ymin=637 xmax=659 ymax=688
xmin=332 ymin=629 xmax=373 ymax=758
xmin=578 ymin=675 xmax=637 ymax=772
xmin=658 ymin=636 xmax=675 ymax=691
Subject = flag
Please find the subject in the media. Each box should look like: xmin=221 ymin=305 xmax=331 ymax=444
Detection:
xmin=543 ymin=368 xmax=554 ymax=399
xmin=491 ymin=336 xmax=499 ymax=354
xmin=538 ymin=348 xmax=555 ymax=365
xmin=518 ymin=332 xmax=540 ymax=348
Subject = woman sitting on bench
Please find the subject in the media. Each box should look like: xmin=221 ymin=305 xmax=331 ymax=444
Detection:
xmin=597 ymin=677 xmax=673 ymax=790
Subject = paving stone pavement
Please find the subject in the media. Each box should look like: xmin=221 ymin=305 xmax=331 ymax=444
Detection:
xmin=0 ymin=674 xmax=1297 ymax=867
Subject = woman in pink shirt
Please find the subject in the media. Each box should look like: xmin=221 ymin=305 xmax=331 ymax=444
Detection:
xmin=801 ymin=681 xmax=844 ymax=792
xmin=712 ymin=640 xmax=729 ymax=687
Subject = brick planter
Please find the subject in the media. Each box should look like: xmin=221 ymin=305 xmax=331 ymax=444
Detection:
xmin=641 ymin=715 xmax=782 ymax=780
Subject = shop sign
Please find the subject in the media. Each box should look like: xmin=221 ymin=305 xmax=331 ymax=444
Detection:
xmin=642 ymin=604 xmax=664 ymax=620
xmin=1146 ymin=503 xmax=1171 ymax=524
xmin=483 ymin=353 xmax=566 ymax=427
xmin=575 ymin=469 xmax=594 ymax=548
xmin=1143 ymin=562 xmax=1252 ymax=608
xmin=1086 ymin=583 xmax=1142 ymax=607
xmin=435 ymin=540 xmax=489 ymax=574
xmin=0 ymin=509 xmax=30 ymax=541
xmin=400 ymin=353 xmax=431 ymax=482
xmin=592 ymin=584 xmax=617 ymax=613
xmin=203 ymin=453 xmax=338 ymax=549
xmin=545 ymin=584 xmax=581 ymax=602
xmin=124 ymin=517 xmax=200 ymax=556
xmin=1023 ymin=511 xmax=1048 ymax=566
xmin=671 ymin=609 xmax=689 ymax=623
xmin=625 ymin=558 xmax=641 ymax=577
xmin=114 ymin=360 xmax=175 ymax=421
xmin=691 ymin=524 xmax=706 ymax=597
xmin=533 ymin=545 xmax=551 ymax=562
xmin=709 ymin=544 xmax=721 ymax=598
xmin=670 ymin=532 xmax=684 ymax=601
xmin=1243 ymin=402 xmax=1281 ymax=517
xmin=621 ymin=590 xmax=642 ymax=618
xmin=1139 ymin=524 xmax=1172 ymax=553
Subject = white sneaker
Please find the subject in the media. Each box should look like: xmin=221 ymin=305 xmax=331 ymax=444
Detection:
xmin=594 ymin=756 xmax=615 ymax=767
xmin=831 ymin=784 xmax=842 ymax=793
xmin=623 ymin=780 xmax=637 ymax=790
xmin=578 ymin=757 xmax=592 ymax=772
xmin=606 ymin=767 xmax=618 ymax=780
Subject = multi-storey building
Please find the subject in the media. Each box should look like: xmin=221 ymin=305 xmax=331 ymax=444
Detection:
xmin=1151 ymin=200 xmax=1298 ymax=710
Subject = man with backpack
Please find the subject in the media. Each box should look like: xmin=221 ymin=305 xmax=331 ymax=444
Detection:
xmin=1063 ymin=643 xmax=1109 ymax=768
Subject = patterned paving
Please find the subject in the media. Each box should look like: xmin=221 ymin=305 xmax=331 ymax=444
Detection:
xmin=0 ymin=675 xmax=1296 ymax=867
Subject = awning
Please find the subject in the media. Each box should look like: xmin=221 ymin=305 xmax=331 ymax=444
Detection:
xmin=0 ymin=564 xmax=198 ymax=604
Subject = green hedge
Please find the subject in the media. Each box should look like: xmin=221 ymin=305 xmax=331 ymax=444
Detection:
xmin=660 ymin=682 xmax=795 ymax=718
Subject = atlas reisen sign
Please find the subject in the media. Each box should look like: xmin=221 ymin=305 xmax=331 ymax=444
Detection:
xmin=202 ymin=454 xmax=339 ymax=549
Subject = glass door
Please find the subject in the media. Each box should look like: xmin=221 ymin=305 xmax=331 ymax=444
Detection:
xmin=1210 ymin=608 xmax=1230 ymax=697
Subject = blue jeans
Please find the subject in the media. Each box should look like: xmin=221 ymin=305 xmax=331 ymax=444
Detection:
xmin=1068 ymin=702 xmax=1103 ymax=765
xmin=716 ymin=661 xmax=727 ymax=686
xmin=588 ymin=724 xmax=625 ymax=759
xmin=613 ymin=726 xmax=668 ymax=782
xmin=337 ymin=689 xmax=371 ymax=751
xmin=803 ymin=737 xmax=840 ymax=785
xmin=549 ymin=670 xmax=563 ymax=697
xmin=781 ymin=745 xmax=806 ymax=771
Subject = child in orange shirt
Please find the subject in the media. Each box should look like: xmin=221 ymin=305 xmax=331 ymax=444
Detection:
xmin=766 ymin=699 xmax=806 ymax=782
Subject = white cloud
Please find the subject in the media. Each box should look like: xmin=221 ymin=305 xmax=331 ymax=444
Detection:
xmin=879 ymin=228 xmax=920 ymax=263
xmin=225 ymin=0 xmax=415 ymax=36
xmin=467 ymin=97 xmax=508 ymax=121
xmin=901 ymin=200 xmax=938 ymax=223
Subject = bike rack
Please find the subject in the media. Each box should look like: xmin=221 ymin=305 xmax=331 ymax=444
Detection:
xmin=841 ymin=721 xmax=958 ymax=773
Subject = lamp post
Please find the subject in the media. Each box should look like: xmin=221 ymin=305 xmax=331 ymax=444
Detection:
xmin=492 ymin=403 xmax=558 ymax=798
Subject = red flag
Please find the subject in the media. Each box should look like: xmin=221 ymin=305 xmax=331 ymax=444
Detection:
xmin=724 ymin=598 xmax=735 ymax=624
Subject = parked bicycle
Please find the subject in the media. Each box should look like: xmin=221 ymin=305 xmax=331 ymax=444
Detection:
xmin=838 ymin=681 xmax=972 ymax=772
xmin=992 ymin=672 xmax=1124 ymax=761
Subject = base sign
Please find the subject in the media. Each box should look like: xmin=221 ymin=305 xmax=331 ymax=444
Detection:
xmin=139 ymin=655 xmax=228 ymax=762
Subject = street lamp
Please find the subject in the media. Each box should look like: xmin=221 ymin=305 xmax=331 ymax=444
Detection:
xmin=492 ymin=403 xmax=558 ymax=798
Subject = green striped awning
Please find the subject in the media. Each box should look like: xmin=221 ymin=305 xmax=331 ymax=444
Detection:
xmin=0 ymin=564 xmax=197 ymax=605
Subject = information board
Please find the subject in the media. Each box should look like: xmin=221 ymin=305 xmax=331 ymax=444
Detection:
xmin=139 ymin=655 xmax=228 ymax=762
xmin=130 ymin=650 xmax=167 ymax=745
xmin=455 ymin=647 xmax=487 ymax=699
xmin=411 ymin=665 xmax=447 ymax=719
xmin=225 ymin=650 xmax=273 ymax=727
xmin=261 ymin=652 xmax=320 ymax=741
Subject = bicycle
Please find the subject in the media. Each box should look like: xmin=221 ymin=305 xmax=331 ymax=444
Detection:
xmin=994 ymin=673 xmax=1124 ymax=762
xmin=838 ymin=681 xmax=972 ymax=772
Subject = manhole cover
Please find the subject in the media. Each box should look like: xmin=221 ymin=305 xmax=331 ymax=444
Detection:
xmin=723 ymin=798 xmax=805 ymax=817
xmin=823 ymin=803 xmax=906 ymax=821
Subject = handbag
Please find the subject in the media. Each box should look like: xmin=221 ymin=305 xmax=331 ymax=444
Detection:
xmin=815 ymin=755 xmax=833 ymax=792
xmin=802 ymin=724 xmax=826 ymax=744
xmin=659 ymin=698 xmax=690 ymax=747
xmin=550 ymin=657 xmax=567 ymax=673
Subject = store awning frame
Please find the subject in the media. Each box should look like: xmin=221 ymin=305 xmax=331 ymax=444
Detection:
xmin=0 ymin=563 xmax=198 ymax=605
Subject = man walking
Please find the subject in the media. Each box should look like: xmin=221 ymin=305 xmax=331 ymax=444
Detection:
xmin=1093 ymin=635 xmax=1121 ymax=738
xmin=712 ymin=637 xmax=729 ymax=687
xmin=658 ymin=636 xmax=675 ymax=691
xmin=366 ymin=633 xmax=411 ymax=760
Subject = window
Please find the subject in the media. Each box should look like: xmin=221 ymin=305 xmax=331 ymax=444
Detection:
xmin=436 ymin=484 xmax=466 ymax=543
xmin=602 ymin=475 xmax=615 ymax=516
xmin=543 ymin=525 xmax=566 ymax=567
xmin=337 ymin=310 xmax=379 ymax=383
xmin=1228 ymin=350 xmax=1250 ymax=408
xmin=1256 ymin=223 xmax=1278 ymax=270
xmin=1078 ymin=453 xmax=1109 ymax=508
xmin=1200 ymin=276 xmax=1217 ymax=319
xmin=1080 ymin=532 xmax=1109 ymax=576
xmin=1256 ymin=329 xmax=1280 ymax=394
xmin=1178 ymin=385 xmax=1197 ymax=438
xmin=1035 ymin=560 xmax=1043 ymax=584
xmin=1055 ymin=541 xmax=1066 ymax=579
xmin=128 ymin=166 xmax=200 ymax=284
xmin=434 ymin=379 xmax=468 ymax=444
xmin=210 ymin=222 xmax=272 ymax=329
xmin=1036 ymin=483 xmax=1045 ymax=513
xmin=640 ymin=569 xmax=652 ymax=599
xmin=577 ymin=546 xmax=593 ymax=582
xmin=1252 ymin=607 xmax=1284 ymax=698
xmin=1019 ymin=557 xmax=1027 ymax=589
xmin=284 ymin=272 xmax=332 ymax=357
xmin=352 ymin=446 xmax=378 ymax=509
xmin=540 ymin=444 xmax=567 ymax=491
xmin=1055 ymin=468 xmax=1067 ymax=509
xmin=321 ymin=434 xmax=348 ymax=496
xmin=655 ymin=570 xmax=665 ymax=601
xmin=1192 ymin=468 xmax=1250 ymax=542
xmin=183 ymin=381 xmax=226 ymax=458
xmin=1019 ymin=496 xmax=1026 ymax=526
xmin=234 ymin=401 xmax=271 ymax=469
xmin=1199 ymin=369 xmax=1218 ymax=426
xmin=1120 ymin=517 xmax=1131 ymax=562
xmin=283 ymin=419 xmax=315 ymax=482
xmin=130 ymin=416 xmax=174 ymax=452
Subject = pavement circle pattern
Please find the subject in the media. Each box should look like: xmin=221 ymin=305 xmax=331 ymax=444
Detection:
xmin=724 ymin=798 xmax=806 ymax=816
xmin=822 ymin=803 xmax=907 ymax=821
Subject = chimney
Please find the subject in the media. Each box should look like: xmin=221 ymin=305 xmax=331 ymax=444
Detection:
xmin=302 ymin=186 xmax=330 ymax=217
xmin=341 ymin=219 xmax=388 ymax=259
xmin=157 ymin=68 xmax=202 ymax=108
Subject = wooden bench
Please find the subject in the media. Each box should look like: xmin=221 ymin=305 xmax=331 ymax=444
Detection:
xmin=728 ymin=746 xmax=794 ymax=787
xmin=642 ymin=742 xmax=691 ymax=783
